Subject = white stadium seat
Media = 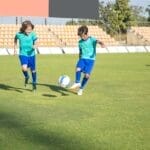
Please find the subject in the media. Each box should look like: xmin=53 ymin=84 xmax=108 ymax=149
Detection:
xmin=0 ymin=48 xmax=8 ymax=55
xmin=96 ymin=48 xmax=108 ymax=53
xmin=63 ymin=47 xmax=79 ymax=54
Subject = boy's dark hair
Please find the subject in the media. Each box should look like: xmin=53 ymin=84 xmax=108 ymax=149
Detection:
xmin=20 ymin=20 xmax=34 ymax=33
xmin=78 ymin=25 xmax=88 ymax=36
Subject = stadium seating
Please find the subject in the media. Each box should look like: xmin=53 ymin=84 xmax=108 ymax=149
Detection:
xmin=127 ymin=27 xmax=150 ymax=45
xmin=48 ymin=25 xmax=118 ymax=46
xmin=0 ymin=24 xmax=118 ymax=48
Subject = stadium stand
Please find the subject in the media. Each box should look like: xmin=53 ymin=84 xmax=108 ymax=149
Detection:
xmin=1 ymin=24 xmax=149 ymax=55
xmin=48 ymin=25 xmax=118 ymax=47
xmin=127 ymin=27 xmax=150 ymax=45
xmin=0 ymin=24 xmax=118 ymax=48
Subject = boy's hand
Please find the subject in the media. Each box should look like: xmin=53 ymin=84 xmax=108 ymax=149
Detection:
xmin=33 ymin=45 xmax=37 ymax=50
xmin=100 ymin=42 xmax=106 ymax=48
xmin=97 ymin=40 xmax=106 ymax=48
xmin=14 ymin=49 xmax=17 ymax=55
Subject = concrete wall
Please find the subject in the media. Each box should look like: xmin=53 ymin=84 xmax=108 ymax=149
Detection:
xmin=0 ymin=46 xmax=149 ymax=55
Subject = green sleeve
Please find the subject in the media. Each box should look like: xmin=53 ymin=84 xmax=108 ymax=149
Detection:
xmin=79 ymin=43 xmax=82 ymax=58
xmin=91 ymin=37 xmax=97 ymax=44
xmin=15 ymin=33 xmax=19 ymax=40
xmin=32 ymin=32 xmax=38 ymax=41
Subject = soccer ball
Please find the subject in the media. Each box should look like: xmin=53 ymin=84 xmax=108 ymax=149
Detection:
xmin=58 ymin=75 xmax=71 ymax=88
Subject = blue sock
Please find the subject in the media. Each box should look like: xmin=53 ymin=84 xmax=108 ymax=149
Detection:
xmin=81 ymin=77 xmax=89 ymax=89
xmin=22 ymin=71 xmax=29 ymax=79
xmin=32 ymin=72 xmax=37 ymax=84
xmin=76 ymin=71 xmax=81 ymax=83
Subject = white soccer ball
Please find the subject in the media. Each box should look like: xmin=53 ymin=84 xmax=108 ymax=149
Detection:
xmin=58 ymin=75 xmax=71 ymax=88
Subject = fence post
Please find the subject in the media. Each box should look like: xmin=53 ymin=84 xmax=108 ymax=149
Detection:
xmin=45 ymin=18 xmax=47 ymax=25
xmin=15 ymin=17 xmax=18 ymax=25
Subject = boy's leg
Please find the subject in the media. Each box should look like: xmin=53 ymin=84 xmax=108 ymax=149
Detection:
xmin=31 ymin=71 xmax=37 ymax=84
xmin=80 ymin=74 xmax=90 ymax=89
xmin=22 ymin=65 xmax=30 ymax=86
xmin=31 ymin=70 xmax=37 ymax=91
xmin=22 ymin=65 xmax=29 ymax=79
xmin=77 ymin=74 xmax=90 ymax=96
xmin=75 ymin=59 xmax=84 ymax=83
xmin=70 ymin=59 xmax=84 ymax=90
xmin=29 ymin=56 xmax=37 ymax=91
xmin=70 ymin=68 xmax=82 ymax=89
xmin=75 ymin=67 xmax=82 ymax=83
xmin=77 ymin=59 xmax=95 ymax=95
xmin=19 ymin=56 xmax=29 ymax=86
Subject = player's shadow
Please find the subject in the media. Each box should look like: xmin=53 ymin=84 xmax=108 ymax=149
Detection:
xmin=145 ymin=64 xmax=150 ymax=67
xmin=42 ymin=94 xmax=57 ymax=98
xmin=0 ymin=112 xmax=91 ymax=150
xmin=37 ymin=83 xmax=76 ymax=97
xmin=0 ymin=83 xmax=31 ymax=93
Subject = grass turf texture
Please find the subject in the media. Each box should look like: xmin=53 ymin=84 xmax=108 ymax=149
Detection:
xmin=0 ymin=53 xmax=150 ymax=150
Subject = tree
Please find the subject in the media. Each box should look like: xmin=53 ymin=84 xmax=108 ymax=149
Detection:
xmin=131 ymin=6 xmax=144 ymax=21
xmin=98 ymin=1 xmax=119 ymax=35
xmin=114 ymin=0 xmax=135 ymax=33
xmin=131 ymin=6 xmax=148 ymax=26
xmin=66 ymin=0 xmax=146 ymax=34
xmin=146 ymin=5 xmax=150 ymax=22
xmin=98 ymin=0 xmax=136 ymax=34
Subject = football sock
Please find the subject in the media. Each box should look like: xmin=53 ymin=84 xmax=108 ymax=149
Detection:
xmin=76 ymin=71 xmax=81 ymax=83
xmin=32 ymin=72 xmax=37 ymax=84
xmin=22 ymin=71 xmax=29 ymax=79
xmin=81 ymin=77 xmax=89 ymax=89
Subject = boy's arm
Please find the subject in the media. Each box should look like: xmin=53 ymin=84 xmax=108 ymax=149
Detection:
xmin=33 ymin=40 xmax=38 ymax=49
xmin=79 ymin=43 xmax=82 ymax=59
xmin=97 ymin=40 xmax=105 ymax=48
xmin=79 ymin=48 xmax=82 ymax=59
xmin=32 ymin=32 xmax=38 ymax=50
xmin=14 ymin=37 xmax=17 ymax=55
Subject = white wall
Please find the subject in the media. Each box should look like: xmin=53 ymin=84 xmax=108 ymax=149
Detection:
xmin=0 ymin=46 xmax=149 ymax=55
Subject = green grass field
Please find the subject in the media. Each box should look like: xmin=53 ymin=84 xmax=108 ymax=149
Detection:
xmin=0 ymin=53 xmax=150 ymax=150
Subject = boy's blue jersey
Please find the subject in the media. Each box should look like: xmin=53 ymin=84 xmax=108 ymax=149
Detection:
xmin=15 ymin=32 xmax=38 ymax=56
xmin=78 ymin=36 xmax=97 ymax=60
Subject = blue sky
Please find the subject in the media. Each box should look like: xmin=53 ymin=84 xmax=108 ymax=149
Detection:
xmin=102 ymin=0 xmax=149 ymax=8
xmin=100 ymin=0 xmax=149 ymax=16
xmin=130 ymin=0 xmax=149 ymax=8
xmin=129 ymin=0 xmax=150 ymax=12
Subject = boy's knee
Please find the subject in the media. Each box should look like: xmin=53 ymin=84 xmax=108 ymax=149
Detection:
xmin=31 ymin=70 xmax=36 ymax=73
xmin=22 ymin=65 xmax=28 ymax=71
xmin=85 ymin=74 xmax=90 ymax=79
xmin=76 ymin=68 xmax=81 ymax=72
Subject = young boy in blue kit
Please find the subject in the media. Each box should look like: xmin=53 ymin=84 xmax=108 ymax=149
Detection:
xmin=70 ymin=25 xmax=105 ymax=95
xmin=14 ymin=20 xmax=38 ymax=91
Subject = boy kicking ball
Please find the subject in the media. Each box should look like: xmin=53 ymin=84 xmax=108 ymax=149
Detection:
xmin=14 ymin=20 xmax=38 ymax=91
xmin=70 ymin=25 xmax=105 ymax=95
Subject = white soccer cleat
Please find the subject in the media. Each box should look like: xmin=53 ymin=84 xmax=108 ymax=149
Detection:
xmin=77 ymin=89 xmax=83 ymax=96
xmin=70 ymin=83 xmax=81 ymax=90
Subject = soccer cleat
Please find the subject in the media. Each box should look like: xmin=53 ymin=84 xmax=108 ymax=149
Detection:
xmin=69 ymin=83 xmax=81 ymax=90
xmin=77 ymin=89 xmax=83 ymax=96
xmin=24 ymin=77 xmax=29 ymax=87
xmin=32 ymin=83 xmax=37 ymax=91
